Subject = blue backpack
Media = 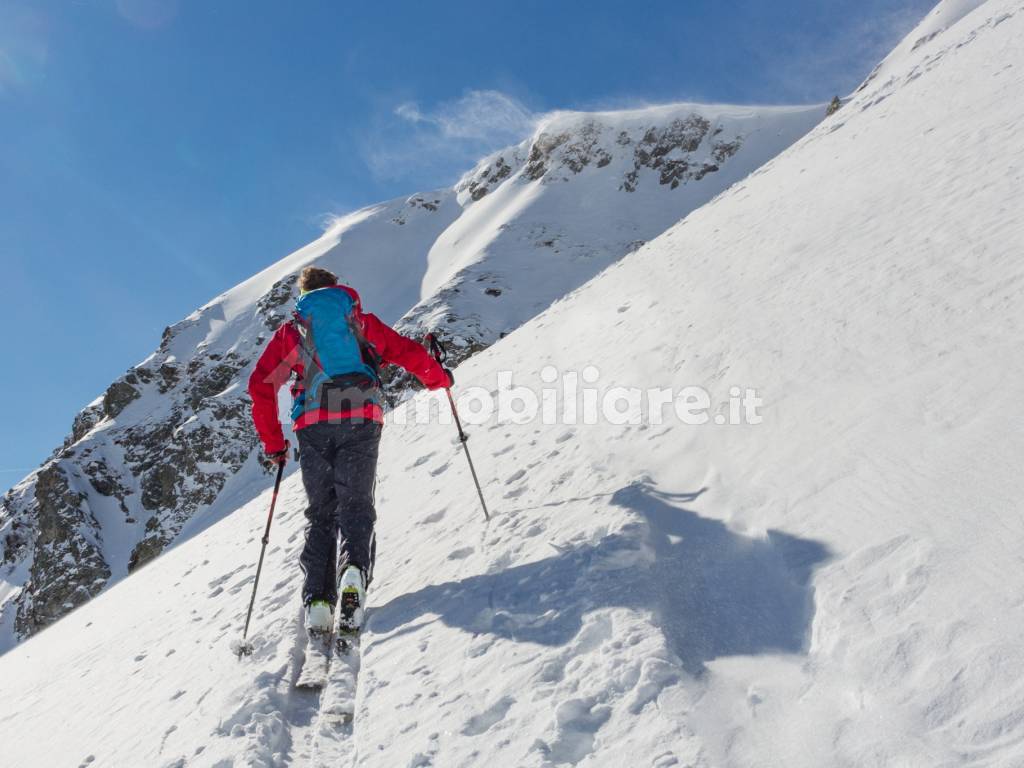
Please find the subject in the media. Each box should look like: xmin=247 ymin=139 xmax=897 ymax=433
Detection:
xmin=290 ymin=287 xmax=381 ymax=421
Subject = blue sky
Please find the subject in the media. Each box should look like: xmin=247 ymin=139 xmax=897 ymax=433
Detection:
xmin=0 ymin=0 xmax=933 ymax=488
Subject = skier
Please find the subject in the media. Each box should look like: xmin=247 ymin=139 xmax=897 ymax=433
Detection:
xmin=247 ymin=266 xmax=452 ymax=638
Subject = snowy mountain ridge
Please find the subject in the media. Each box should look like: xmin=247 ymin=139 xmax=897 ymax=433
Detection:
xmin=2 ymin=0 xmax=1023 ymax=765
xmin=861 ymin=0 xmax=989 ymax=87
xmin=402 ymin=101 xmax=823 ymax=378
xmin=0 ymin=99 xmax=822 ymax=651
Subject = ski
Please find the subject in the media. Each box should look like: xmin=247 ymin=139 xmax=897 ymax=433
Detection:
xmin=315 ymin=567 xmax=365 ymax=719
xmin=295 ymin=628 xmax=332 ymax=689
xmin=296 ymin=569 xmax=365 ymax=693
xmin=309 ymin=633 xmax=360 ymax=765
xmin=319 ymin=631 xmax=361 ymax=724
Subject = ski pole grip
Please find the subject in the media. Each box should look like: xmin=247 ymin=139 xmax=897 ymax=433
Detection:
xmin=426 ymin=332 xmax=446 ymax=364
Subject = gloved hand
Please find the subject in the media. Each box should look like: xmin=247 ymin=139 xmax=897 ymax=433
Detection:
xmin=443 ymin=368 xmax=454 ymax=388
xmin=266 ymin=439 xmax=290 ymax=467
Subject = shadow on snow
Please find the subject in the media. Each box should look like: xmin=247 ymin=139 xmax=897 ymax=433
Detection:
xmin=371 ymin=481 xmax=831 ymax=676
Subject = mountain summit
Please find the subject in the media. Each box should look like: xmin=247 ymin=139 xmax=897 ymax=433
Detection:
xmin=0 ymin=100 xmax=821 ymax=651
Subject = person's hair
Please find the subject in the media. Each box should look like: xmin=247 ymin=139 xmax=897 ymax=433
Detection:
xmin=298 ymin=266 xmax=338 ymax=293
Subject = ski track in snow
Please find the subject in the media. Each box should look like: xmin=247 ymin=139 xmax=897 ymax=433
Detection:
xmin=3 ymin=0 xmax=1024 ymax=765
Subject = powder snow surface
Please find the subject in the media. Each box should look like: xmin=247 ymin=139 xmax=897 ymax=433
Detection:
xmin=2 ymin=0 xmax=1024 ymax=765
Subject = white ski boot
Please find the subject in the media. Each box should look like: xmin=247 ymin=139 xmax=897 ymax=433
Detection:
xmin=296 ymin=599 xmax=335 ymax=689
xmin=337 ymin=566 xmax=366 ymax=635
xmin=305 ymin=599 xmax=334 ymax=635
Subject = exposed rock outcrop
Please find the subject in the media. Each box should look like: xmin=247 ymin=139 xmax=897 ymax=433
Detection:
xmin=13 ymin=464 xmax=110 ymax=636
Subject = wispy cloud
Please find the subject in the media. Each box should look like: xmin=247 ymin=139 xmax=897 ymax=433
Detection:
xmin=362 ymin=89 xmax=541 ymax=186
xmin=394 ymin=90 xmax=538 ymax=142
xmin=764 ymin=0 xmax=935 ymax=101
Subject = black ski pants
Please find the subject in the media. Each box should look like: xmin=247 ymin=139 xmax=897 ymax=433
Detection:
xmin=297 ymin=420 xmax=381 ymax=606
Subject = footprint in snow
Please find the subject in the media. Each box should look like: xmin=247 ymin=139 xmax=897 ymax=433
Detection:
xmin=448 ymin=547 xmax=474 ymax=560
xmin=429 ymin=462 xmax=449 ymax=477
xmin=461 ymin=696 xmax=515 ymax=736
xmin=505 ymin=469 xmax=526 ymax=484
xmin=541 ymin=697 xmax=611 ymax=764
xmin=228 ymin=574 xmax=255 ymax=595
xmin=160 ymin=724 xmax=178 ymax=751
xmin=207 ymin=565 xmax=244 ymax=589
xmin=408 ymin=452 xmax=435 ymax=469
xmin=419 ymin=509 xmax=446 ymax=525
xmin=466 ymin=635 xmax=495 ymax=658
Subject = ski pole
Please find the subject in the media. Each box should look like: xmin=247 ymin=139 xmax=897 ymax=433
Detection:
xmin=426 ymin=334 xmax=490 ymax=522
xmin=235 ymin=459 xmax=285 ymax=657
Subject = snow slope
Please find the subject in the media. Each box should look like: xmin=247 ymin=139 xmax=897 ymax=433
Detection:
xmin=0 ymin=100 xmax=820 ymax=652
xmin=3 ymin=0 xmax=1024 ymax=765
xmin=861 ymin=0 xmax=989 ymax=87
xmin=407 ymin=102 xmax=823 ymax=352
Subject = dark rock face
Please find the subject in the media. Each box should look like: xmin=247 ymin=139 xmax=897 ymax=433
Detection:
xmin=187 ymin=352 xmax=245 ymax=409
xmin=523 ymin=121 xmax=612 ymax=182
xmin=713 ymin=139 xmax=742 ymax=164
xmin=1 ymin=491 xmax=29 ymax=567
xmin=458 ymin=113 xmax=745 ymax=198
xmin=102 ymin=380 xmax=141 ymax=420
xmin=392 ymin=194 xmax=446 ymax=225
xmin=2 ymin=285 xmax=268 ymax=642
xmin=119 ymin=351 xmax=256 ymax=572
xmin=13 ymin=465 xmax=110 ymax=637
xmin=465 ymin=156 xmax=516 ymax=200
xmin=525 ymin=132 xmax=571 ymax=179
xmin=409 ymin=196 xmax=441 ymax=212
xmin=82 ymin=455 xmax=131 ymax=513
xmin=378 ymin=324 xmax=491 ymax=409
xmin=128 ymin=533 xmax=166 ymax=573
xmin=157 ymin=363 xmax=180 ymax=394
xmin=256 ymin=274 xmax=298 ymax=331
xmin=69 ymin=401 xmax=104 ymax=445
xmin=620 ymin=115 xmax=738 ymax=191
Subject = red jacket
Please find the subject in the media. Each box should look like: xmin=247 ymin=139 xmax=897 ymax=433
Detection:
xmin=248 ymin=284 xmax=449 ymax=454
